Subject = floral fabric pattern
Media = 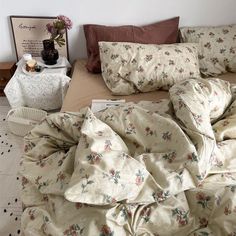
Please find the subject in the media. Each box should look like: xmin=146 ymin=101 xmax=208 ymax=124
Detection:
xmin=20 ymin=78 xmax=236 ymax=235
xmin=180 ymin=24 xmax=236 ymax=76
xmin=99 ymin=41 xmax=200 ymax=95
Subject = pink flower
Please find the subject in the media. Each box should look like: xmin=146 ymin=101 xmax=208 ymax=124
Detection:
xmin=45 ymin=15 xmax=73 ymax=47
xmin=135 ymin=176 xmax=143 ymax=186
xmin=22 ymin=176 xmax=29 ymax=187
xmin=100 ymin=225 xmax=112 ymax=235
xmin=111 ymin=198 xmax=116 ymax=204
xmin=178 ymin=219 xmax=187 ymax=226
xmin=57 ymin=15 xmax=73 ymax=29
xmin=224 ymin=205 xmax=232 ymax=215
xmin=94 ymin=155 xmax=101 ymax=164
xmin=46 ymin=23 xmax=54 ymax=33
xmin=43 ymin=195 xmax=49 ymax=202
xmin=199 ymin=217 xmax=208 ymax=227
xmin=109 ymin=169 xmax=115 ymax=176
xmin=75 ymin=202 xmax=83 ymax=209
xmin=140 ymin=207 xmax=151 ymax=217
xmin=196 ymin=192 xmax=206 ymax=201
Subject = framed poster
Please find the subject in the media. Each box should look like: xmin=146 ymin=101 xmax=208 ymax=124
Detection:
xmin=10 ymin=16 xmax=69 ymax=60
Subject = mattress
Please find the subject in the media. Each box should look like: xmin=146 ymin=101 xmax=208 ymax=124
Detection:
xmin=61 ymin=59 xmax=169 ymax=112
xmin=61 ymin=59 xmax=236 ymax=112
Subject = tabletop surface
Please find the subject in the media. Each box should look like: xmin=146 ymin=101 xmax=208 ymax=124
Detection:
xmin=16 ymin=56 xmax=71 ymax=76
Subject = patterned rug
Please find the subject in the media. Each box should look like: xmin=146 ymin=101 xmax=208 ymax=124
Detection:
xmin=0 ymin=97 xmax=23 ymax=236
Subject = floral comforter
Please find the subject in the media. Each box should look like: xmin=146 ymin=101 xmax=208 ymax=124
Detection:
xmin=20 ymin=78 xmax=236 ymax=236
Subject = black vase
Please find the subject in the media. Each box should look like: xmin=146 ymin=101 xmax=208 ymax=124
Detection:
xmin=41 ymin=39 xmax=59 ymax=65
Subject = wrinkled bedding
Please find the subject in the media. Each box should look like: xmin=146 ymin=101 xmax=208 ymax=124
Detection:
xmin=20 ymin=78 xmax=236 ymax=236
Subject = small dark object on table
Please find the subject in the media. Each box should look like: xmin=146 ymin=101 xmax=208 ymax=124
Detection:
xmin=41 ymin=39 xmax=59 ymax=65
xmin=35 ymin=65 xmax=42 ymax=72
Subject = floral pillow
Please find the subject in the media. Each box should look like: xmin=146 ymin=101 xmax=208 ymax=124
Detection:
xmin=99 ymin=42 xmax=200 ymax=95
xmin=180 ymin=25 xmax=236 ymax=77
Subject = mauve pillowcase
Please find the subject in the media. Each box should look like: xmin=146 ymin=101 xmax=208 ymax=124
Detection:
xmin=84 ymin=17 xmax=180 ymax=73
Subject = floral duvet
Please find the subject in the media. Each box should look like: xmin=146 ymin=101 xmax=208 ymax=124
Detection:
xmin=20 ymin=78 xmax=236 ymax=236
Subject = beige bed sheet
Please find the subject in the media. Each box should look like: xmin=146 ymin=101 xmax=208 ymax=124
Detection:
xmin=61 ymin=59 xmax=236 ymax=112
xmin=61 ymin=59 xmax=169 ymax=112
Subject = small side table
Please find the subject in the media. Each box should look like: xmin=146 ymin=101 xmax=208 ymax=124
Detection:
xmin=0 ymin=62 xmax=16 ymax=96
xmin=4 ymin=57 xmax=71 ymax=111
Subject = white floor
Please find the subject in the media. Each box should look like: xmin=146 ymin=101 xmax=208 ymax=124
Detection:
xmin=0 ymin=97 xmax=23 ymax=236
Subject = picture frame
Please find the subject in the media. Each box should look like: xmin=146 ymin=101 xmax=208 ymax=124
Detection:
xmin=10 ymin=15 xmax=69 ymax=61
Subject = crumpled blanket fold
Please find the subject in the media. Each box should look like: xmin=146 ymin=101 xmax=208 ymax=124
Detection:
xmin=20 ymin=78 xmax=236 ymax=236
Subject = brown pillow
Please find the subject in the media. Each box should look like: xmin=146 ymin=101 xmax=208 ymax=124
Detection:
xmin=84 ymin=17 xmax=180 ymax=73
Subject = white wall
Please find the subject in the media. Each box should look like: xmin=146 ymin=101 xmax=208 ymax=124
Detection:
xmin=1 ymin=0 xmax=236 ymax=63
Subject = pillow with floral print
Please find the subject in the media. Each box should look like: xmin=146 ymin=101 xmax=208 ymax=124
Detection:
xmin=180 ymin=24 xmax=236 ymax=77
xmin=99 ymin=42 xmax=200 ymax=95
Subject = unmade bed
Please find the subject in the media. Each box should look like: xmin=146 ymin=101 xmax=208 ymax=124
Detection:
xmin=19 ymin=22 xmax=236 ymax=235
xmin=21 ymin=76 xmax=236 ymax=235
